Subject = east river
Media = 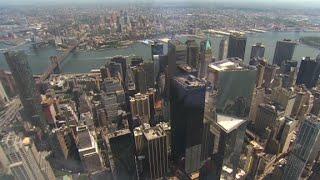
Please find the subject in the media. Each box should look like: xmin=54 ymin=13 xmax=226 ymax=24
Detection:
xmin=0 ymin=31 xmax=320 ymax=74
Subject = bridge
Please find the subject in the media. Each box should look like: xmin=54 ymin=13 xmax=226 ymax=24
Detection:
xmin=40 ymin=43 xmax=78 ymax=81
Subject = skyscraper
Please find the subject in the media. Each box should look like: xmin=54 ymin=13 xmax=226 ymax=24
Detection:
xmin=296 ymin=57 xmax=320 ymax=89
xmin=131 ymin=64 xmax=147 ymax=93
xmin=198 ymin=39 xmax=213 ymax=78
xmin=143 ymin=125 xmax=169 ymax=179
xmin=207 ymin=58 xmax=257 ymax=117
xmin=170 ymin=75 xmax=205 ymax=174
xmin=108 ymin=129 xmax=136 ymax=179
xmin=218 ymin=37 xmax=228 ymax=61
xmin=166 ymin=40 xmax=187 ymax=98
xmin=76 ymin=125 xmax=104 ymax=173
xmin=133 ymin=123 xmax=170 ymax=179
xmin=272 ymin=39 xmax=297 ymax=66
xmin=227 ymin=33 xmax=247 ymax=60
xmin=4 ymin=51 xmax=47 ymax=129
xmin=203 ymin=114 xmax=247 ymax=180
xmin=186 ymin=39 xmax=199 ymax=69
xmin=130 ymin=93 xmax=151 ymax=124
xmin=0 ymin=133 xmax=56 ymax=180
xmin=283 ymin=116 xmax=320 ymax=179
xmin=250 ymin=43 xmax=265 ymax=60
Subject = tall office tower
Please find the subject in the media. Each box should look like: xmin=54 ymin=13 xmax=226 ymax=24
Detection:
xmin=256 ymin=63 xmax=265 ymax=88
xmin=311 ymin=89 xmax=320 ymax=116
xmin=0 ymin=80 xmax=9 ymax=105
xmin=250 ymin=43 xmax=265 ymax=60
xmin=186 ymin=39 xmax=199 ymax=69
xmin=143 ymin=125 xmax=169 ymax=179
xmin=0 ymin=133 xmax=55 ymax=180
xmin=0 ymin=69 xmax=16 ymax=97
xmin=203 ymin=114 xmax=247 ymax=180
xmin=272 ymin=39 xmax=297 ymax=66
xmin=167 ymin=40 xmax=187 ymax=97
xmin=280 ymin=60 xmax=298 ymax=89
xmin=76 ymin=125 xmax=104 ymax=173
xmin=146 ymin=88 xmax=156 ymax=125
xmin=207 ymin=59 xmax=257 ymax=117
xmin=227 ymin=33 xmax=247 ymax=59
xmin=4 ymin=51 xmax=47 ymax=129
xmin=130 ymin=93 xmax=150 ymax=124
xmin=263 ymin=64 xmax=279 ymax=88
xmin=105 ymin=61 xmax=123 ymax=82
xmin=283 ymin=116 xmax=320 ymax=179
xmin=254 ymin=103 xmax=285 ymax=139
xmin=170 ymin=75 xmax=205 ymax=174
xmin=271 ymin=88 xmax=296 ymax=116
xmin=218 ymin=37 xmax=228 ymax=61
xmin=198 ymin=39 xmax=213 ymax=78
xmin=296 ymin=57 xmax=320 ymax=88
xmin=51 ymin=126 xmax=80 ymax=162
xmin=107 ymin=129 xmax=136 ymax=179
xmin=249 ymin=87 xmax=265 ymax=123
xmin=291 ymin=87 xmax=314 ymax=120
xmin=151 ymin=41 xmax=164 ymax=57
xmin=201 ymin=90 xmax=217 ymax=162
xmin=110 ymin=56 xmax=127 ymax=85
xmin=133 ymin=123 xmax=170 ymax=179
xmin=131 ymin=64 xmax=147 ymax=93
xmin=142 ymin=62 xmax=155 ymax=88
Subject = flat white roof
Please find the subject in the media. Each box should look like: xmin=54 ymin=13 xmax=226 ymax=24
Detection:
xmin=217 ymin=114 xmax=246 ymax=133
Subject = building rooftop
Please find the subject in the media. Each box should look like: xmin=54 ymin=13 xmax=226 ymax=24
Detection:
xmin=143 ymin=126 xmax=166 ymax=141
xmin=108 ymin=129 xmax=131 ymax=139
xmin=174 ymin=75 xmax=205 ymax=89
xmin=208 ymin=58 xmax=252 ymax=72
xmin=217 ymin=114 xmax=246 ymax=133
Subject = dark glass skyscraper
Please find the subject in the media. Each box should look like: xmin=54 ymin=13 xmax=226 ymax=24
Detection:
xmin=227 ymin=33 xmax=247 ymax=60
xmin=296 ymin=57 xmax=320 ymax=89
xmin=272 ymin=39 xmax=297 ymax=66
xmin=250 ymin=43 xmax=265 ymax=59
xmin=170 ymin=75 xmax=205 ymax=174
xmin=4 ymin=51 xmax=47 ymax=129
xmin=186 ymin=39 xmax=199 ymax=69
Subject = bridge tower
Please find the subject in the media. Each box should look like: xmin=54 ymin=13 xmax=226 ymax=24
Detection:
xmin=50 ymin=56 xmax=61 ymax=74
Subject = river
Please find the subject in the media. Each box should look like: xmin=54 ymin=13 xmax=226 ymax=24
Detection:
xmin=0 ymin=31 xmax=320 ymax=74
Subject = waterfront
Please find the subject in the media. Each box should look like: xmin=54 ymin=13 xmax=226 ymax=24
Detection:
xmin=1 ymin=31 xmax=320 ymax=74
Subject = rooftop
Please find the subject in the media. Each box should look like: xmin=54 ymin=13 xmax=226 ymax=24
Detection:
xmin=217 ymin=114 xmax=246 ymax=133
xmin=143 ymin=126 xmax=166 ymax=141
xmin=174 ymin=75 xmax=205 ymax=88
xmin=208 ymin=58 xmax=251 ymax=72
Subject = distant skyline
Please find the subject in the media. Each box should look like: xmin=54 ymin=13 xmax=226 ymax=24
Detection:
xmin=1 ymin=0 xmax=320 ymax=8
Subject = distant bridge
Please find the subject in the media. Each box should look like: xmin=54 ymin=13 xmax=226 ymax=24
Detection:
xmin=40 ymin=43 xmax=78 ymax=81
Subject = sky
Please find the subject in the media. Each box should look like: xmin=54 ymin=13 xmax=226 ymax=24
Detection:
xmin=0 ymin=0 xmax=320 ymax=8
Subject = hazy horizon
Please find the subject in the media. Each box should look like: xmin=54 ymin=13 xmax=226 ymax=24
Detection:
xmin=1 ymin=0 xmax=320 ymax=9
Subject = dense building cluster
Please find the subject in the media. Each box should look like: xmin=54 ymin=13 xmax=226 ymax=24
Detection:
xmin=1 ymin=5 xmax=320 ymax=180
